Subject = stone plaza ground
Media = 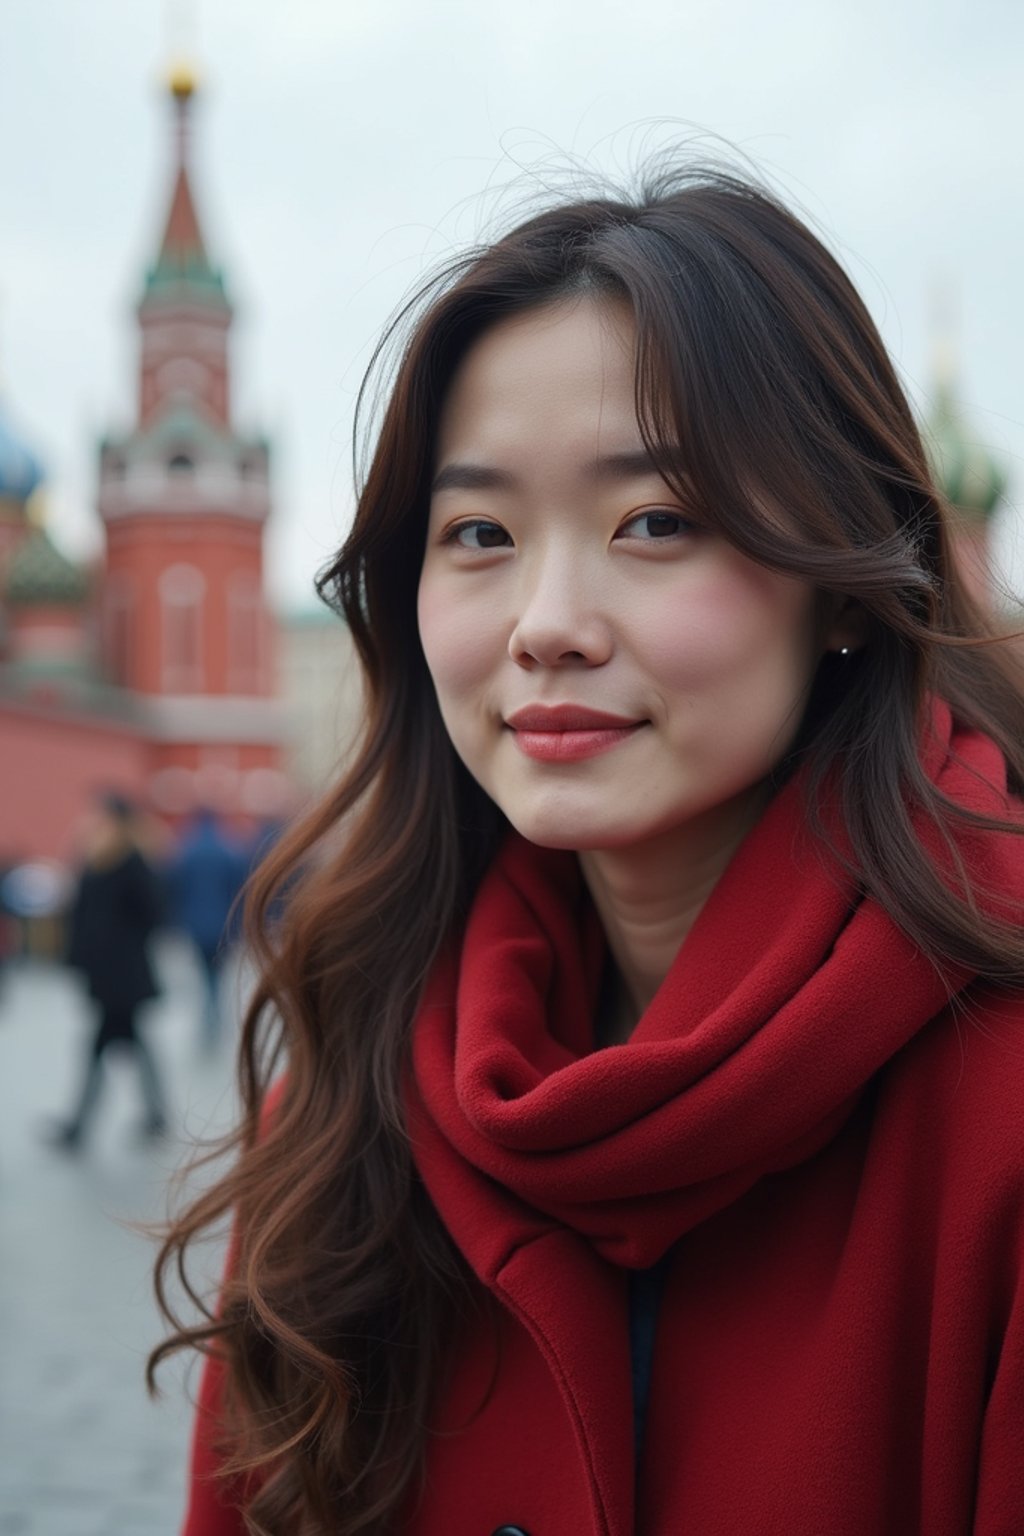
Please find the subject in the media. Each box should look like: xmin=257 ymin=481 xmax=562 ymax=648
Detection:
xmin=0 ymin=939 xmax=245 ymax=1535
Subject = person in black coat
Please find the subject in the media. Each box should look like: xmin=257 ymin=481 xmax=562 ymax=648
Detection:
xmin=47 ymin=792 xmax=168 ymax=1150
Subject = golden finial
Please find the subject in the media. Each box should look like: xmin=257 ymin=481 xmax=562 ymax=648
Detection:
xmin=164 ymin=0 xmax=198 ymax=99
xmin=168 ymin=60 xmax=197 ymax=100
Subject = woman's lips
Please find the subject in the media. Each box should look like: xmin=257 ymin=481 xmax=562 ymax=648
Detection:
xmin=505 ymin=706 xmax=646 ymax=763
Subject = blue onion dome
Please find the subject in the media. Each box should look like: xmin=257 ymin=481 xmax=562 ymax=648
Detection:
xmin=0 ymin=397 xmax=45 ymax=505
xmin=0 ymin=399 xmax=44 ymax=506
xmin=6 ymin=525 xmax=88 ymax=607
xmin=923 ymin=348 xmax=1007 ymax=524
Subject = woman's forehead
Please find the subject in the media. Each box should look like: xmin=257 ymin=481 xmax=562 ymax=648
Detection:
xmin=435 ymin=296 xmax=643 ymax=462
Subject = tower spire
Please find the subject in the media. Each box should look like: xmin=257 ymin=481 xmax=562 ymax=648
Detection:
xmin=145 ymin=67 xmax=221 ymax=297
xmin=133 ymin=62 xmax=232 ymax=428
xmin=144 ymin=67 xmax=226 ymax=306
xmin=923 ymin=278 xmax=1005 ymax=526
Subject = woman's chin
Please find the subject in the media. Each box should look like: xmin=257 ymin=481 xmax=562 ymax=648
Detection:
xmin=504 ymin=804 xmax=659 ymax=855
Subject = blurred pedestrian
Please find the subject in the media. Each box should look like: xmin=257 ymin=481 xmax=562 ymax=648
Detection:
xmin=46 ymin=791 xmax=166 ymax=1151
xmin=167 ymin=805 xmax=247 ymax=1051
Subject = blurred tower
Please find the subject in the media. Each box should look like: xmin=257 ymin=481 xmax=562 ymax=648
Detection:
xmin=97 ymin=64 xmax=284 ymax=802
xmin=0 ymin=393 xmax=45 ymax=590
xmin=923 ymin=322 xmax=1007 ymax=616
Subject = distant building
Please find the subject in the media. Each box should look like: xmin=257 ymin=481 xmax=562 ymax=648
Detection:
xmin=1 ymin=67 xmax=291 ymax=863
xmin=278 ymin=607 xmax=364 ymax=796
xmin=922 ymin=346 xmax=1009 ymax=616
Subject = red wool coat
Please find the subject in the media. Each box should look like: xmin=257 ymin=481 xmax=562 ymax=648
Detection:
xmin=182 ymin=706 xmax=1024 ymax=1536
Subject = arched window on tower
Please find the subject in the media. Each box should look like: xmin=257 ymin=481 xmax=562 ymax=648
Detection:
xmin=160 ymin=564 xmax=205 ymax=692
xmin=227 ymin=568 xmax=263 ymax=693
xmin=104 ymin=573 xmax=135 ymax=687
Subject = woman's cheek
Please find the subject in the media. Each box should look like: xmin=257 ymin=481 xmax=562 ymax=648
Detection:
xmin=634 ymin=565 xmax=815 ymax=690
xmin=417 ymin=580 xmax=496 ymax=698
xmin=632 ymin=584 xmax=756 ymax=687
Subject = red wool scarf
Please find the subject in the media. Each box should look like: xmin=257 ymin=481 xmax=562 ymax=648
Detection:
xmin=407 ymin=701 xmax=1020 ymax=1283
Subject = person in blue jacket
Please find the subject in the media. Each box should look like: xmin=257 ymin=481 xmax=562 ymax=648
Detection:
xmin=167 ymin=806 xmax=247 ymax=1050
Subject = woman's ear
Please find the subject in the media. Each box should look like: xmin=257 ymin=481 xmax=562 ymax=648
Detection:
xmin=823 ymin=596 xmax=870 ymax=656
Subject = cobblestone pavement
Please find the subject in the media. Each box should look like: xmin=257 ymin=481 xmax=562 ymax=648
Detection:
xmin=0 ymin=939 xmax=247 ymax=1536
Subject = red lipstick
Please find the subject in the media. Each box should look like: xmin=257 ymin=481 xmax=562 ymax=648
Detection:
xmin=505 ymin=705 xmax=645 ymax=763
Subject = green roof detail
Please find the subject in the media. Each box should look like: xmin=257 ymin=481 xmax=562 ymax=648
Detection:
xmin=143 ymin=255 xmax=228 ymax=305
xmin=103 ymin=402 xmax=267 ymax=468
xmin=138 ymin=401 xmax=235 ymax=459
xmin=6 ymin=527 xmax=88 ymax=606
xmin=922 ymin=334 xmax=1007 ymax=523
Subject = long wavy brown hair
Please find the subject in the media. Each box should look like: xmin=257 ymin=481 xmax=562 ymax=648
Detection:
xmin=149 ymin=166 xmax=1024 ymax=1535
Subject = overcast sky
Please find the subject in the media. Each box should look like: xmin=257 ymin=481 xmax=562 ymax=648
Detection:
xmin=4 ymin=0 xmax=1023 ymax=609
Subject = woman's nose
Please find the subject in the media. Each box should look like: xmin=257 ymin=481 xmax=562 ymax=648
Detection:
xmin=507 ymin=558 xmax=613 ymax=670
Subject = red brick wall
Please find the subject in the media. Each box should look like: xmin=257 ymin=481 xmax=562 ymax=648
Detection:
xmin=0 ymin=703 xmax=149 ymax=862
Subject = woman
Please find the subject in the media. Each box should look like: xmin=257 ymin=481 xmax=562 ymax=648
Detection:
xmin=152 ymin=169 xmax=1024 ymax=1535
xmin=51 ymin=791 xmax=167 ymax=1148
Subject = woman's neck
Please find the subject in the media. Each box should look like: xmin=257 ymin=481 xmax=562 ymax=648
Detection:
xmin=578 ymin=789 xmax=766 ymax=1041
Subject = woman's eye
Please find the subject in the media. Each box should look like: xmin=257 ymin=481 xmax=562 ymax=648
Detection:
xmin=617 ymin=510 xmax=693 ymax=541
xmin=446 ymin=520 xmax=512 ymax=550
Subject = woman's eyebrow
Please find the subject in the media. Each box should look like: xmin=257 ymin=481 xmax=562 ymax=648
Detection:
xmin=432 ymin=449 xmax=684 ymax=496
xmin=588 ymin=449 xmax=678 ymax=480
xmin=431 ymin=462 xmax=517 ymax=494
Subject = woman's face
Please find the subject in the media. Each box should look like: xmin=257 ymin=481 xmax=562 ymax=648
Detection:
xmin=418 ymin=296 xmax=840 ymax=854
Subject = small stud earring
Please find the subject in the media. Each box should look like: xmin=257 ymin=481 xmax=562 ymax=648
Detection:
xmin=839 ymin=646 xmax=850 ymax=656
